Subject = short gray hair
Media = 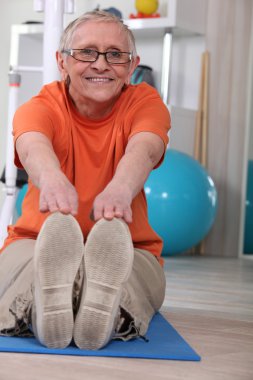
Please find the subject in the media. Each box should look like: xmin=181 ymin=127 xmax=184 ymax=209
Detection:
xmin=59 ymin=10 xmax=138 ymax=58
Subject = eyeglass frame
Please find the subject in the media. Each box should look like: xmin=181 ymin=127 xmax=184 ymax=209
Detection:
xmin=61 ymin=48 xmax=133 ymax=65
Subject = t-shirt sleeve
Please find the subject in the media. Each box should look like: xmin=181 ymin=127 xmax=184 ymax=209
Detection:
xmin=13 ymin=100 xmax=55 ymax=169
xmin=128 ymin=86 xmax=171 ymax=167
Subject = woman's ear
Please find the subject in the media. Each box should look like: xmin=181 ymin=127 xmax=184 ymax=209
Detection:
xmin=56 ymin=51 xmax=68 ymax=81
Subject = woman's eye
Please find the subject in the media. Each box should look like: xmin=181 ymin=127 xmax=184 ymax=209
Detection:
xmin=109 ymin=51 xmax=122 ymax=57
xmin=81 ymin=49 xmax=93 ymax=55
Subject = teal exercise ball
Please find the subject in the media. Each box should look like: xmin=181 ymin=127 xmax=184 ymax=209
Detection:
xmin=144 ymin=149 xmax=218 ymax=255
xmin=16 ymin=184 xmax=28 ymax=217
xmin=243 ymin=160 xmax=253 ymax=254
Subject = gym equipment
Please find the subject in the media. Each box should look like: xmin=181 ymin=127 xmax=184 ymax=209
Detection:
xmin=0 ymin=312 xmax=200 ymax=361
xmin=145 ymin=149 xmax=218 ymax=255
xmin=243 ymin=160 xmax=253 ymax=254
xmin=131 ymin=64 xmax=156 ymax=87
xmin=16 ymin=184 xmax=28 ymax=218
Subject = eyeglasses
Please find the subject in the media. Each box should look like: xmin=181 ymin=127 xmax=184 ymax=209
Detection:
xmin=62 ymin=48 xmax=132 ymax=64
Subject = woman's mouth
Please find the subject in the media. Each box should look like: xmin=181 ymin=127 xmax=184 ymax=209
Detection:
xmin=86 ymin=77 xmax=113 ymax=83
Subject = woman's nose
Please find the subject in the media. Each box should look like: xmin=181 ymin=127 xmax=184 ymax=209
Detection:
xmin=90 ymin=54 xmax=110 ymax=70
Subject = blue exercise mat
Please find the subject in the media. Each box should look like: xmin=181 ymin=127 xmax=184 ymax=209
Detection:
xmin=0 ymin=313 xmax=200 ymax=361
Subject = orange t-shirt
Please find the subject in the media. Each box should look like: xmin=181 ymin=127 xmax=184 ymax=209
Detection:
xmin=2 ymin=81 xmax=170 ymax=263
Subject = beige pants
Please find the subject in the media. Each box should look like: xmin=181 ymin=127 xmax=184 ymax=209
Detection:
xmin=0 ymin=238 xmax=166 ymax=340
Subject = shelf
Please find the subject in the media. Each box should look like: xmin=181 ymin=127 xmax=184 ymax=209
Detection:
xmin=124 ymin=17 xmax=203 ymax=37
xmin=125 ymin=17 xmax=172 ymax=31
xmin=11 ymin=23 xmax=43 ymax=36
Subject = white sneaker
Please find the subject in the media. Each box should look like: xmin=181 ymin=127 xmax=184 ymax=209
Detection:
xmin=74 ymin=218 xmax=134 ymax=350
xmin=33 ymin=212 xmax=84 ymax=348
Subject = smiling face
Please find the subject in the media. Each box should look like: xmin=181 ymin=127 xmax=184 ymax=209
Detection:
xmin=57 ymin=21 xmax=140 ymax=118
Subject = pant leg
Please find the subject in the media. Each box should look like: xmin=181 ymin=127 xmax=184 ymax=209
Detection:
xmin=118 ymin=248 xmax=166 ymax=338
xmin=0 ymin=239 xmax=35 ymax=335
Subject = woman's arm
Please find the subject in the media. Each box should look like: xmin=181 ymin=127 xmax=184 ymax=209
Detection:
xmin=92 ymin=131 xmax=165 ymax=223
xmin=16 ymin=131 xmax=78 ymax=215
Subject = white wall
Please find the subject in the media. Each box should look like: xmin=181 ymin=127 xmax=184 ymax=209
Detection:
xmin=0 ymin=0 xmax=204 ymax=209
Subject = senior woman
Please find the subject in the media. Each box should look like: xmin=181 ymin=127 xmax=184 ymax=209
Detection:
xmin=0 ymin=10 xmax=170 ymax=350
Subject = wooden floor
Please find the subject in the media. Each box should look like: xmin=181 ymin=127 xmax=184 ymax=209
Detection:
xmin=0 ymin=256 xmax=252 ymax=380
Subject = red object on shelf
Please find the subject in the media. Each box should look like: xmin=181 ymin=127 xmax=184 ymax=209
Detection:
xmin=129 ymin=12 xmax=160 ymax=19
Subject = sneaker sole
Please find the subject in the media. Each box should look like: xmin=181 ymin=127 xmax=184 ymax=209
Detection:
xmin=34 ymin=212 xmax=84 ymax=348
xmin=74 ymin=218 xmax=134 ymax=350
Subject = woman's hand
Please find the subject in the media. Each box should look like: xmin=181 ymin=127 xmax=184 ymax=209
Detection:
xmin=92 ymin=182 xmax=132 ymax=223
